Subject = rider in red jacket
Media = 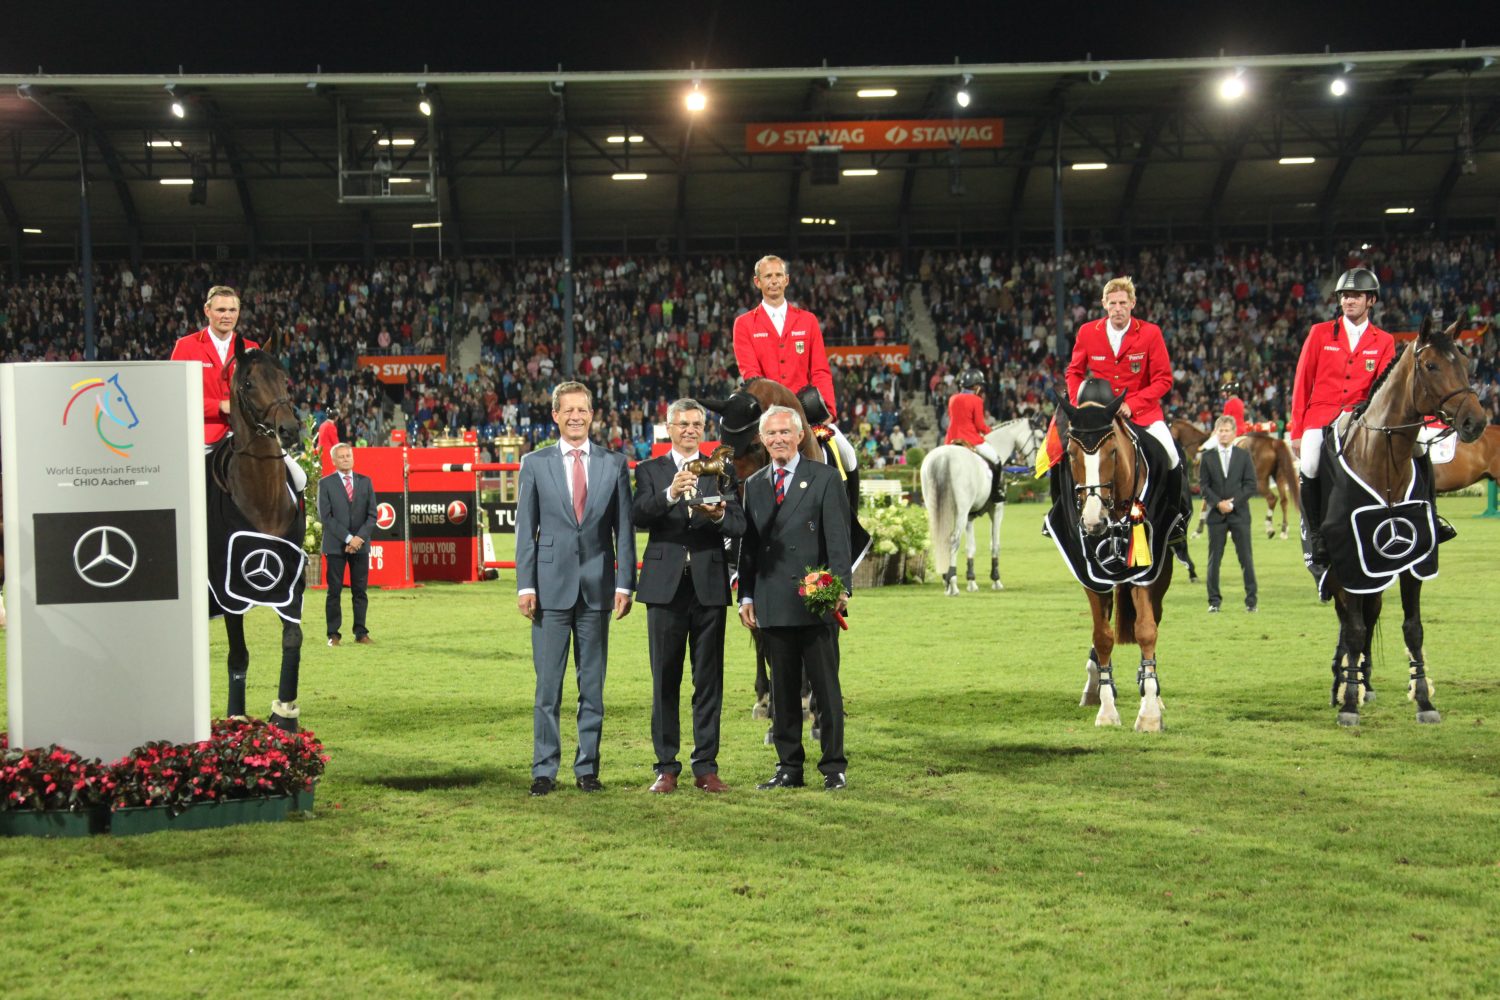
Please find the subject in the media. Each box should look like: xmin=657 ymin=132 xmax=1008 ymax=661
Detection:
xmin=946 ymin=370 xmax=1005 ymax=503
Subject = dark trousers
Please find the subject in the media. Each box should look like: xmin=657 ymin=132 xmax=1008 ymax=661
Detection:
xmin=760 ymin=623 xmax=846 ymax=777
xmin=324 ymin=551 xmax=370 ymax=638
xmin=1206 ymin=518 xmax=1257 ymax=608
xmin=646 ymin=575 xmax=726 ymax=777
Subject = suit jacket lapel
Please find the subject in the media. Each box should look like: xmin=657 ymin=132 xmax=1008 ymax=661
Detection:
xmin=748 ymin=467 xmax=776 ymax=534
xmin=777 ymin=462 xmax=813 ymax=522
xmin=582 ymin=448 xmax=609 ymax=523
xmin=546 ymin=448 xmax=576 ymax=524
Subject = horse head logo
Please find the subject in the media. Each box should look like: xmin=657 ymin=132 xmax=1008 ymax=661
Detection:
xmin=63 ymin=373 xmax=140 ymax=457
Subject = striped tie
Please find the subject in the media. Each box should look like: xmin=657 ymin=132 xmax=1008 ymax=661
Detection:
xmin=774 ymin=467 xmax=788 ymax=505
xmin=344 ymin=474 xmax=354 ymax=501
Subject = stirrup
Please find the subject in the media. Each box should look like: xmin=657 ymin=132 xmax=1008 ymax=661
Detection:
xmin=1435 ymin=516 xmax=1457 ymax=544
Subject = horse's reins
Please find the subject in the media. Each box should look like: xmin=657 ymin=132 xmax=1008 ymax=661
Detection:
xmin=1068 ymin=420 xmax=1144 ymax=524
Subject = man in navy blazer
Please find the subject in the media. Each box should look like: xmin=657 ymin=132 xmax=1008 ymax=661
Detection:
xmin=318 ymin=442 xmax=377 ymax=646
xmin=738 ymin=404 xmax=853 ymax=790
xmin=1199 ymin=415 xmax=1260 ymax=613
xmin=515 ymin=381 xmax=636 ymax=796
xmin=631 ymin=398 xmax=746 ymax=793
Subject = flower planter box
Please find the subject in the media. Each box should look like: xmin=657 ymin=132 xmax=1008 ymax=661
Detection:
xmin=852 ymin=551 xmax=926 ymax=589
xmin=0 ymin=807 xmax=109 ymax=838
xmin=110 ymin=795 xmax=293 ymax=836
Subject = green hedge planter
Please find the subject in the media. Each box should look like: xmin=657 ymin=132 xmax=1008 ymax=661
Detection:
xmin=0 ymin=807 xmax=109 ymax=838
xmin=111 ymin=787 xmax=315 ymax=837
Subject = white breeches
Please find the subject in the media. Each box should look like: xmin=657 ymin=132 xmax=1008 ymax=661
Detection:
xmin=825 ymin=421 xmax=858 ymax=471
xmin=974 ymin=442 xmax=1001 ymax=465
xmin=1298 ymin=428 xmax=1323 ymax=477
xmin=1141 ymin=420 xmax=1179 ymax=468
xmin=285 ymin=453 xmax=308 ymax=491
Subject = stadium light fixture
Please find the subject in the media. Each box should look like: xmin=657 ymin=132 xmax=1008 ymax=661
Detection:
xmin=159 ymin=178 xmax=193 ymax=185
xmin=417 ymin=82 xmax=432 ymax=117
xmin=147 ymin=140 xmax=183 ymax=148
xmin=22 ymin=227 xmax=42 ymax=234
xmin=685 ymin=82 xmax=706 ymax=113
xmin=841 ymin=168 xmax=878 ymax=177
xmin=606 ymin=134 xmax=645 ymax=143
xmin=1218 ymin=69 xmax=1247 ymax=102
xmin=857 ymin=88 xmax=898 ymax=99
xmin=387 ymin=177 xmax=414 ymax=184
xmin=612 ymin=172 xmax=649 ymax=180
xmin=955 ymin=73 xmax=972 ymax=109
xmin=1071 ymin=162 xmax=1108 ymax=171
xmin=165 ymin=83 xmax=185 ymax=119
xmin=799 ymin=217 xmax=837 ymax=225
xmin=1330 ymin=62 xmax=1354 ymax=97
xmin=411 ymin=221 xmax=442 ymax=229
xmin=377 ymin=138 xmax=417 ymax=147
xmin=1384 ymin=206 xmax=1416 ymax=215
xmin=1278 ymin=157 xmax=1316 ymax=165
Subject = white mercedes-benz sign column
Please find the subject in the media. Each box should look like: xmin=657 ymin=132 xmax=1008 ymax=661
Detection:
xmin=2 ymin=361 xmax=209 ymax=761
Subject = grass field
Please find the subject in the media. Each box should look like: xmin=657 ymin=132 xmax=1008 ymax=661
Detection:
xmin=3 ymin=494 xmax=1499 ymax=998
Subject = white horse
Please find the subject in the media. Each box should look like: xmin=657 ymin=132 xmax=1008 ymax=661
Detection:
xmin=920 ymin=418 xmax=1044 ymax=596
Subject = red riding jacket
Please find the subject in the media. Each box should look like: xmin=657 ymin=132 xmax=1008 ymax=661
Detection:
xmin=1289 ymin=318 xmax=1395 ymax=441
xmin=1065 ymin=317 xmax=1174 ymax=425
xmin=732 ymin=303 xmax=836 ymax=413
xmin=945 ymin=391 xmax=991 ymax=446
xmin=170 ymin=327 xmax=260 ymax=445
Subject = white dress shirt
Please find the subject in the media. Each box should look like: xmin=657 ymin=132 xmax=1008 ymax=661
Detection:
xmin=1106 ymin=320 xmax=1129 ymax=357
xmin=1342 ymin=315 xmax=1369 ymax=353
xmin=762 ymin=300 xmax=788 ymax=335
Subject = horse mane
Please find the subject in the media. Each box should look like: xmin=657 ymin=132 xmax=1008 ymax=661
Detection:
xmin=1350 ymin=347 xmax=1405 ymax=421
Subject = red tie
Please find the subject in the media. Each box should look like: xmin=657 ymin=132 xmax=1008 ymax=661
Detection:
xmin=343 ymin=474 xmax=354 ymax=501
xmin=774 ymin=467 xmax=788 ymax=505
xmin=570 ymin=450 xmax=588 ymax=522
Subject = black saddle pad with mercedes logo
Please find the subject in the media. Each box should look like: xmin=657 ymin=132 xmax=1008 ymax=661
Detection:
xmin=209 ymin=530 xmax=307 ymax=620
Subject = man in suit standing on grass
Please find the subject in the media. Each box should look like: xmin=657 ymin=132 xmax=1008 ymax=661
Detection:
xmin=632 ymin=398 xmax=745 ymax=794
xmin=738 ymin=404 xmax=852 ymax=791
xmin=515 ymin=381 xmax=635 ymax=797
xmin=319 ymin=442 xmax=377 ymax=645
xmin=1199 ymin=415 xmax=1259 ymax=613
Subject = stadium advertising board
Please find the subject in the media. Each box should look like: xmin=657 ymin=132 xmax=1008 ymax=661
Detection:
xmin=825 ymin=344 xmax=910 ymax=371
xmin=357 ymin=354 xmax=448 ymax=384
xmin=745 ymin=119 xmax=1004 ymax=153
xmin=1 ymin=361 xmax=209 ymax=761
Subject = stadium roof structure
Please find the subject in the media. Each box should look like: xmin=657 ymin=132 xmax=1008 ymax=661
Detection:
xmin=2 ymin=47 xmax=1498 ymax=261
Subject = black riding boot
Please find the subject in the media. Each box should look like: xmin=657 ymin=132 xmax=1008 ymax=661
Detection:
xmin=1300 ymin=472 xmax=1329 ymax=563
xmin=1166 ymin=461 xmax=1188 ymax=543
xmin=987 ymin=458 xmax=1006 ymax=507
xmin=1421 ymin=453 xmax=1457 ymax=544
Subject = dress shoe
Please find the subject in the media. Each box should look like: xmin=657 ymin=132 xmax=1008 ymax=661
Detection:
xmin=694 ymin=773 xmax=729 ymax=793
xmin=529 ymin=776 xmax=555 ymax=797
xmin=576 ymin=774 xmax=605 ymax=793
xmin=823 ymin=772 xmax=847 ymax=791
xmin=355 ymin=635 xmax=373 ymax=645
xmin=649 ymin=773 xmax=678 ymax=794
xmin=756 ymin=771 xmax=804 ymax=790
xmin=327 ymin=636 xmax=340 ymax=647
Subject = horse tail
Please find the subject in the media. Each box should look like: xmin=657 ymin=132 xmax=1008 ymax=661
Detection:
xmin=1114 ymin=586 xmax=1139 ymax=646
xmin=1276 ymin=441 xmax=1300 ymax=505
xmin=921 ymin=454 xmax=955 ymax=579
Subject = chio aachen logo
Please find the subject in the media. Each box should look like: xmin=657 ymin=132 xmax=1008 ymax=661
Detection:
xmin=73 ymin=525 xmax=138 ymax=588
xmin=63 ymin=373 xmax=140 ymax=457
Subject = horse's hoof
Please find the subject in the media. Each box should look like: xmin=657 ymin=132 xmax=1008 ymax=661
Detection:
xmin=1133 ymin=715 xmax=1164 ymax=733
xmin=1363 ymin=689 xmax=1377 ymax=704
xmin=751 ymin=704 xmax=770 ymax=720
xmin=1416 ymin=710 xmax=1442 ymax=724
xmin=966 ymin=580 xmax=978 ymax=592
xmin=268 ymin=713 xmax=300 ymax=733
xmin=944 ymin=583 xmax=959 ymax=597
xmin=1337 ymin=712 xmax=1360 ymax=727
xmin=991 ymin=581 xmax=1004 ymax=591
xmin=1095 ymin=713 xmax=1122 ymax=727
xmin=763 ymin=729 xmax=775 ymax=745
xmin=1280 ymin=530 xmax=1290 ymax=540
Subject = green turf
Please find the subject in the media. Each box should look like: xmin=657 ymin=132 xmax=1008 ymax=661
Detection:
xmin=3 ymin=495 xmax=1499 ymax=998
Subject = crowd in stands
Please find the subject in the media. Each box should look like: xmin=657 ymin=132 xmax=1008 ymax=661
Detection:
xmin=919 ymin=235 xmax=1500 ymax=441
xmin=3 ymin=237 xmax=1496 ymax=466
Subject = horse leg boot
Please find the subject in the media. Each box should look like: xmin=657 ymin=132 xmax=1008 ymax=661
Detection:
xmin=224 ymin=614 xmax=249 ymax=719
xmin=1133 ymin=657 xmax=1165 ymax=733
xmin=269 ymin=621 xmax=303 ymax=733
xmin=965 ymin=556 xmax=977 ymax=593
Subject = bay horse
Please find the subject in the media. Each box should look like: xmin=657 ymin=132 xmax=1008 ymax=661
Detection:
xmin=1318 ymin=316 xmax=1485 ymax=727
xmin=1433 ymin=423 xmax=1500 ymax=493
xmin=1052 ymin=385 xmax=1174 ymax=732
xmin=919 ymin=418 xmax=1044 ymax=595
xmin=216 ymin=337 xmax=308 ymax=731
xmin=1235 ymin=434 xmax=1300 ymax=539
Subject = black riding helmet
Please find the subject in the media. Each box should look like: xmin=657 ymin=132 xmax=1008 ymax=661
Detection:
xmin=1334 ymin=267 xmax=1379 ymax=298
xmin=958 ymin=370 xmax=985 ymax=391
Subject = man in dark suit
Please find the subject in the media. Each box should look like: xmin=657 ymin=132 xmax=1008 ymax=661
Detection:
xmin=738 ymin=404 xmax=853 ymax=791
xmin=1200 ymin=415 xmax=1259 ymax=613
xmin=515 ymin=381 xmax=636 ymax=797
xmin=632 ymin=399 xmax=746 ymax=794
xmin=318 ymin=442 xmax=377 ymax=645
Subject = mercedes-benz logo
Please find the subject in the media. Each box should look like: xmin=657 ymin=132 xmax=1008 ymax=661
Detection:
xmin=240 ymin=548 xmax=285 ymax=592
xmin=73 ymin=525 xmax=138 ymax=588
xmin=1372 ymin=517 xmax=1419 ymax=560
xmin=1094 ymin=535 xmax=1127 ymax=569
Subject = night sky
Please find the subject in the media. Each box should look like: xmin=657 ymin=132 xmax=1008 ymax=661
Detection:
xmin=3 ymin=0 xmax=1491 ymax=75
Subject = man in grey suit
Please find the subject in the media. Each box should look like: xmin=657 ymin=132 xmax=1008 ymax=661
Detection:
xmin=738 ymin=404 xmax=852 ymax=791
xmin=1200 ymin=415 xmax=1259 ymax=613
xmin=319 ymin=442 xmax=377 ymax=646
xmin=631 ymin=398 xmax=746 ymax=794
xmin=515 ymin=381 xmax=636 ymax=796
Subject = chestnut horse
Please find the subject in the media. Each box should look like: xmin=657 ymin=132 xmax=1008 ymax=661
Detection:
xmin=1433 ymin=423 xmax=1500 ymax=493
xmin=1319 ymin=316 xmax=1485 ymax=726
xmin=1056 ymin=389 xmax=1174 ymax=732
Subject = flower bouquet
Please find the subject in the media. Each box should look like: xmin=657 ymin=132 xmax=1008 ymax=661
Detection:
xmin=799 ymin=567 xmax=848 ymax=630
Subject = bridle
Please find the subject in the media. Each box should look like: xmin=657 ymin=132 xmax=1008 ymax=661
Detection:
xmin=230 ymin=356 xmax=296 ymax=458
xmin=1068 ymin=420 xmax=1143 ymax=524
xmin=1356 ymin=341 xmax=1477 ymax=441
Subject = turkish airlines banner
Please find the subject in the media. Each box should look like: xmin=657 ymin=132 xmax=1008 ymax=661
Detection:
xmin=745 ymin=119 xmax=1004 ymax=154
xmin=825 ymin=345 xmax=910 ymax=371
xmin=357 ymin=354 xmax=448 ymax=384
